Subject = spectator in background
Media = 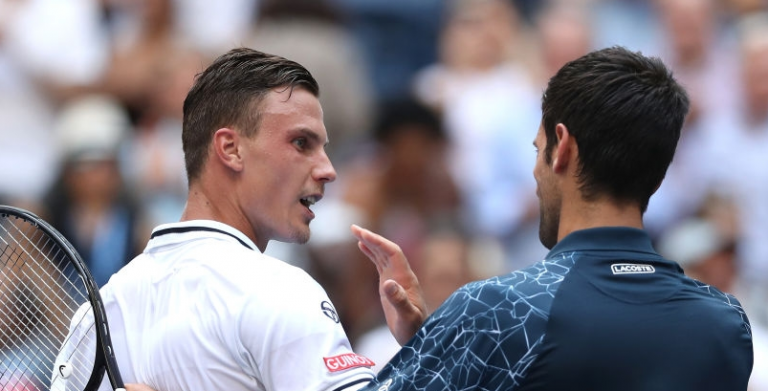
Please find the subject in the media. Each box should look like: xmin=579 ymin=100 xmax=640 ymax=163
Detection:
xmin=529 ymin=0 xmax=593 ymax=87
xmin=590 ymin=0 xmax=660 ymax=54
xmin=341 ymin=98 xmax=461 ymax=262
xmin=328 ymin=0 xmax=445 ymax=102
xmin=644 ymin=0 xmax=741 ymax=238
xmin=697 ymin=10 xmax=768 ymax=327
xmin=413 ymin=0 xmax=532 ymax=113
xmin=248 ymin=0 xmax=374 ymax=163
xmin=172 ymin=0 xmax=260 ymax=57
xmin=89 ymin=0 xmax=217 ymax=228
xmin=122 ymin=48 xmax=206 ymax=227
xmin=652 ymin=0 xmax=739 ymax=124
xmin=0 ymin=0 xmax=108 ymax=211
xmin=97 ymin=0 xmax=187 ymax=121
xmin=43 ymin=95 xmax=147 ymax=287
xmin=412 ymin=0 xmax=545 ymax=271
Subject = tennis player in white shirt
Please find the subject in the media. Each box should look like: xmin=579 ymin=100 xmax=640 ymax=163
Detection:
xmin=58 ymin=47 xmax=427 ymax=391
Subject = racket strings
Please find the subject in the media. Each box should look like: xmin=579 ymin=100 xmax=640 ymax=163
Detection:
xmin=0 ymin=298 xmax=91 ymax=386
xmin=1 ymin=224 xmax=85 ymax=337
xmin=0 ymin=246 xmax=74 ymax=351
xmin=0 ymin=324 xmax=61 ymax=389
xmin=4 ymin=220 xmax=89 ymax=310
xmin=0 ymin=215 xmax=98 ymax=390
xmin=0 ymin=241 xmax=70 ymax=390
xmin=6 ymin=228 xmax=103 ymax=385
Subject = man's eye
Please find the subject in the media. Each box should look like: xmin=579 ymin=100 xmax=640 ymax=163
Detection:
xmin=293 ymin=138 xmax=307 ymax=149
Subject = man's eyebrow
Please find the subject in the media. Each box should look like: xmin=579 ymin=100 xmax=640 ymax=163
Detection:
xmin=295 ymin=127 xmax=329 ymax=147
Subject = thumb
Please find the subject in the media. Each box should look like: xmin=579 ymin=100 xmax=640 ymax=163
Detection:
xmin=382 ymin=279 xmax=409 ymax=309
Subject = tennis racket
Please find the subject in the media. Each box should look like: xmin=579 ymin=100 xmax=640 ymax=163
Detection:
xmin=0 ymin=205 xmax=125 ymax=391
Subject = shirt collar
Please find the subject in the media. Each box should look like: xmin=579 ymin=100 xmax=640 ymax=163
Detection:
xmin=547 ymin=226 xmax=657 ymax=258
xmin=149 ymin=220 xmax=259 ymax=252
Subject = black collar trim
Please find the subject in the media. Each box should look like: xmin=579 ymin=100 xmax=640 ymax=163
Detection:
xmin=150 ymin=226 xmax=254 ymax=251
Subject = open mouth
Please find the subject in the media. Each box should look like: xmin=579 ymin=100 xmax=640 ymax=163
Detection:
xmin=300 ymin=195 xmax=319 ymax=208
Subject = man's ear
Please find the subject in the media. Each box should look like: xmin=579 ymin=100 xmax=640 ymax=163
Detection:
xmin=213 ymin=128 xmax=244 ymax=172
xmin=552 ymin=123 xmax=575 ymax=174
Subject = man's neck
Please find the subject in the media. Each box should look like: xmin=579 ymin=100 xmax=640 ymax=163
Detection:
xmin=557 ymin=197 xmax=644 ymax=243
xmin=180 ymin=182 xmax=266 ymax=252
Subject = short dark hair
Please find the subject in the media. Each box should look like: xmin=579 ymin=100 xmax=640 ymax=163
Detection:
xmin=541 ymin=46 xmax=689 ymax=212
xmin=182 ymin=47 xmax=320 ymax=182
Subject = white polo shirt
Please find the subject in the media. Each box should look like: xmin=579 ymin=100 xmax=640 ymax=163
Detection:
xmin=56 ymin=220 xmax=375 ymax=391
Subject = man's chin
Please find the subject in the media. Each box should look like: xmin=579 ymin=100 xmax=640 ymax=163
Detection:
xmin=281 ymin=227 xmax=311 ymax=245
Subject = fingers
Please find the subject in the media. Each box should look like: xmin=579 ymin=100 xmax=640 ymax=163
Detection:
xmin=356 ymin=241 xmax=383 ymax=274
xmin=352 ymin=225 xmax=384 ymax=269
xmin=352 ymin=225 xmax=427 ymax=344
xmin=351 ymin=224 xmax=400 ymax=268
xmin=351 ymin=224 xmax=399 ymax=259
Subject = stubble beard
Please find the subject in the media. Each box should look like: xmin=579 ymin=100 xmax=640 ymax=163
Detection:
xmin=294 ymin=221 xmax=312 ymax=245
xmin=288 ymin=226 xmax=311 ymax=245
xmin=538 ymin=197 xmax=561 ymax=250
xmin=274 ymin=220 xmax=311 ymax=245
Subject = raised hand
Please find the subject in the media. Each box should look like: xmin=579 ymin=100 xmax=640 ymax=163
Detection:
xmin=351 ymin=224 xmax=428 ymax=345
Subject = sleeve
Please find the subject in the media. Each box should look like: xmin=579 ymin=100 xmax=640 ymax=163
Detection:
xmin=236 ymin=272 xmax=374 ymax=391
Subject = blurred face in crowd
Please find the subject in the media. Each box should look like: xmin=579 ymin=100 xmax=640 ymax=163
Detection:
xmin=441 ymin=0 xmax=519 ymax=70
xmin=657 ymin=0 xmax=716 ymax=64
xmin=537 ymin=4 xmax=592 ymax=78
xmin=64 ymin=158 xmax=122 ymax=206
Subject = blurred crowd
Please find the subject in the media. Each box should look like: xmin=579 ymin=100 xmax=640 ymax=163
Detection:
xmin=1 ymin=0 xmax=767 ymax=386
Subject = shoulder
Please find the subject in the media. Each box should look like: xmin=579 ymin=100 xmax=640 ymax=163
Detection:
xmin=448 ymin=256 xmax=575 ymax=309
xmin=175 ymin=239 xmax=325 ymax=294
xmin=686 ymin=278 xmax=752 ymax=331
xmin=219 ymin=252 xmax=338 ymax=331
xmin=429 ymin=256 xmax=576 ymax=328
xmin=233 ymin=251 xmax=326 ymax=297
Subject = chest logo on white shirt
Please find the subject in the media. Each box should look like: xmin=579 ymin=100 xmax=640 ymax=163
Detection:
xmin=611 ymin=263 xmax=656 ymax=275
xmin=321 ymin=300 xmax=339 ymax=323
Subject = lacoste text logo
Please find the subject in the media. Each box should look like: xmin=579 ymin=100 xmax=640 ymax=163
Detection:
xmin=611 ymin=263 xmax=655 ymax=275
